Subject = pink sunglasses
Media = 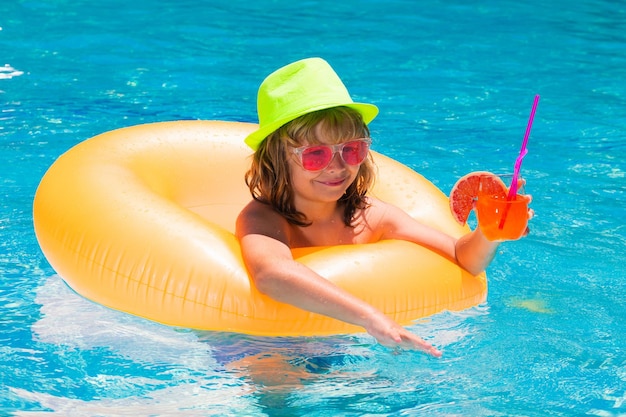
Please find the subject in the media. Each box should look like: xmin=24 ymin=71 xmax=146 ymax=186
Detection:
xmin=292 ymin=138 xmax=372 ymax=172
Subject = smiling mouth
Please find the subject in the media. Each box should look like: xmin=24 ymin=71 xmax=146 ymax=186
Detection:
xmin=320 ymin=177 xmax=348 ymax=187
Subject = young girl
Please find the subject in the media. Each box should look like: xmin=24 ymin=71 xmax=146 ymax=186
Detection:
xmin=236 ymin=58 xmax=531 ymax=357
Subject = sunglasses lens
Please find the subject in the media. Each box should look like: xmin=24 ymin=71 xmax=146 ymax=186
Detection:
xmin=298 ymin=140 xmax=370 ymax=171
xmin=341 ymin=140 xmax=370 ymax=165
xmin=301 ymin=146 xmax=333 ymax=171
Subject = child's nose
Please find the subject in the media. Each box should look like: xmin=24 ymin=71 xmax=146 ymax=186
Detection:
xmin=326 ymin=151 xmax=346 ymax=170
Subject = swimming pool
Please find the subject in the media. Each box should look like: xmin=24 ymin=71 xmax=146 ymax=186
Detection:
xmin=2 ymin=0 xmax=625 ymax=415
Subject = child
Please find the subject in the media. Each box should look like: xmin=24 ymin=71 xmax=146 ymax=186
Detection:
xmin=236 ymin=58 xmax=531 ymax=357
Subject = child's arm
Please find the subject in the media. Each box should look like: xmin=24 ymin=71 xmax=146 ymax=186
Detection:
xmin=374 ymin=198 xmax=529 ymax=275
xmin=236 ymin=201 xmax=442 ymax=357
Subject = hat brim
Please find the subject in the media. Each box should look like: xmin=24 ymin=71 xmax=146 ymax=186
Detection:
xmin=244 ymin=102 xmax=379 ymax=151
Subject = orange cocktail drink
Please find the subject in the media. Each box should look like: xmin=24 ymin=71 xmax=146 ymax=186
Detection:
xmin=476 ymin=193 xmax=528 ymax=241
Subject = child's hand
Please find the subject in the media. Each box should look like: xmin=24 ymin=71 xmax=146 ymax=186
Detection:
xmin=364 ymin=313 xmax=442 ymax=357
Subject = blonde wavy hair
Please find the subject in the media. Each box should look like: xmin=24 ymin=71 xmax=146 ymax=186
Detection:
xmin=245 ymin=106 xmax=375 ymax=227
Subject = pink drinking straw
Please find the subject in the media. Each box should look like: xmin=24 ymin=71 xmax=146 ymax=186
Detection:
xmin=498 ymin=94 xmax=540 ymax=230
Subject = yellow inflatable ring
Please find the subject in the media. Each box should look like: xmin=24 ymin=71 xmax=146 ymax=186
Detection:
xmin=33 ymin=120 xmax=487 ymax=336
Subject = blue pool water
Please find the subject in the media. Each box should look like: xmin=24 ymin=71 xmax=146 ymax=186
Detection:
xmin=2 ymin=0 xmax=625 ymax=415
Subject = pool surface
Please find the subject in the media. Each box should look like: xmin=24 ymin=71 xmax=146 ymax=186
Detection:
xmin=2 ymin=0 xmax=625 ymax=415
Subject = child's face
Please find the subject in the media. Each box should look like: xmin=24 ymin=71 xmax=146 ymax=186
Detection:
xmin=287 ymin=125 xmax=363 ymax=206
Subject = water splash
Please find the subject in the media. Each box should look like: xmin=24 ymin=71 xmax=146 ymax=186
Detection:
xmin=0 ymin=65 xmax=24 ymax=79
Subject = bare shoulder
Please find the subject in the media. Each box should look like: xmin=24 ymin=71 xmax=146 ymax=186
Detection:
xmin=365 ymin=196 xmax=457 ymax=256
xmin=354 ymin=197 xmax=406 ymax=241
xmin=236 ymin=200 xmax=291 ymax=244
xmin=238 ymin=199 xmax=275 ymax=219
xmin=363 ymin=196 xmax=433 ymax=241
xmin=363 ymin=196 xmax=409 ymax=224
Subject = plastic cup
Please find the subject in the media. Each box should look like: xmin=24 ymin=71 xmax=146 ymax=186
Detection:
xmin=476 ymin=193 xmax=528 ymax=241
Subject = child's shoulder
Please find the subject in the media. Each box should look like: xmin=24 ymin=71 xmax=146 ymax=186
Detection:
xmin=364 ymin=196 xmax=394 ymax=214
xmin=236 ymin=200 xmax=290 ymax=237
xmin=362 ymin=196 xmax=413 ymax=230
xmin=239 ymin=199 xmax=274 ymax=217
xmin=359 ymin=196 xmax=395 ymax=232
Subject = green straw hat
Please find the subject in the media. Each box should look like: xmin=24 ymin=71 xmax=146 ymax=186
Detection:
xmin=244 ymin=57 xmax=379 ymax=150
